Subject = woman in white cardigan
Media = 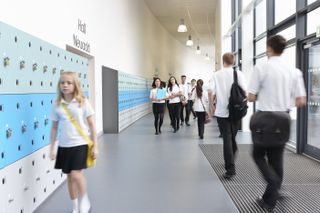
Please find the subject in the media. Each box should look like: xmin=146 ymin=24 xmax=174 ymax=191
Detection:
xmin=191 ymin=79 xmax=208 ymax=139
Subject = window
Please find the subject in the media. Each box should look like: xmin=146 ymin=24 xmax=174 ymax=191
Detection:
xmin=282 ymin=45 xmax=297 ymax=143
xmin=255 ymin=37 xmax=267 ymax=56
xmin=307 ymin=7 xmax=320 ymax=35
xmin=255 ymin=0 xmax=266 ymax=36
xmin=275 ymin=0 xmax=296 ymax=24
xmin=308 ymin=0 xmax=318 ymax=5
xmin=255 ymin=56 xmax=267 ymax=65
xmin=277 ymin=25 xmax=296 ymax=41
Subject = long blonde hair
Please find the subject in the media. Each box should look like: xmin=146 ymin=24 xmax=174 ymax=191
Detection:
xmin=56 ymin=71 xmax=85 ymax=107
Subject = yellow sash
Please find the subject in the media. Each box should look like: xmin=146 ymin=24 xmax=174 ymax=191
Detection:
xmin=61 ymin=103 xmax=96 ymax=168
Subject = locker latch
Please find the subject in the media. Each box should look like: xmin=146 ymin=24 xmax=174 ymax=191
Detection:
xmin=52 ymin=67 xmax=57 ymax=74
xmin=21 ymin=124 xmax=27 ymax=133
xmin=32 ymin=63 xmax=38 ymax=71
xmin=3 ymin=57 xmax=10 ymax=67
xmin=6 ymin=128 xmax=12 ymax=138
xmin=20 ymin=60 xmax=26 ymax=69
xmin=43 ymin=65 xmax=48 ymax=73
xmin=34 ymin=121 xmax=39 ymax=129
xmin=44 ymin=118 xmax=49 ymax=126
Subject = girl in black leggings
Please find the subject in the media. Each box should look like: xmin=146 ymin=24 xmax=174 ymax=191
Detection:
xmin=150 ymin=78 xmax=168 ymax=135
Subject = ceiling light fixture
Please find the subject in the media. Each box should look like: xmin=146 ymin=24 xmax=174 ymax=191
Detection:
xmin=205 ymin=54 xmax=210 ymax=60
xmin=177 ymin=19 xmax=187 ymax=32
xmin=195 ymin=45 xmax=201 ymax=54
xmin=186 ymin=35 xmax=193 ymax=46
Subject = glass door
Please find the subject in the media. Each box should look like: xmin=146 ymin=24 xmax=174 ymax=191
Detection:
xmin=304 ymin=40 xmax=320 ymax=159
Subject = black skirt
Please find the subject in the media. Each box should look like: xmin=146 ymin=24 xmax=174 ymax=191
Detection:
xmin=153 ymin=103 xmax=165 ymax=114
xmin=55 ymin=144 xmax=88 ymax=174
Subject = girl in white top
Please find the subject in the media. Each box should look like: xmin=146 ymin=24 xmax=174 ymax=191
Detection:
xmin=150 ymin=77 xmax=168 ymax=135
xmin=191 ymin=79 xmax=208 ymax=139
xmin=50 ymin=71 xmax=98 ymax=213
xmin=167 ymin=76 xmax=183 ymax=132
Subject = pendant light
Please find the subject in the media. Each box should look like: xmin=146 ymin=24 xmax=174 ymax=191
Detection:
xmin=205 ymin=54 xmax=210 ymax=60
xmin=186 ymin=35 xmax=193 ymax=46
xmin=195 ymin=45 xmax=201 ymax=54
xmin=177 ymin=19 xmax=187 ymax=32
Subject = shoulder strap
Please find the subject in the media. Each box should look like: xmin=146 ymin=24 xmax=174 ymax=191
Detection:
xmin=233 ymin=70 xmax=238 ymax=85
xmin=61 ymin=103 xmax=93 ymax=146
xmin=199 ymin=98 xmax=206 ymax=111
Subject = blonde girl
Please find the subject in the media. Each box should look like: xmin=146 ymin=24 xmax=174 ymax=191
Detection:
xmin=50 ymin=71 xmax=98 ymax=213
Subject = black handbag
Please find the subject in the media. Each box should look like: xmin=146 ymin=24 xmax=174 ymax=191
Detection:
xmin=250 ymin=111 xmax=291 ymax=147
xmin=200 ymin=98 xmax=211 ymax=124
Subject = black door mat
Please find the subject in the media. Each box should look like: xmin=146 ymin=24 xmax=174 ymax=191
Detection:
xmin=199 ymin=144 xmax=320 ymax=213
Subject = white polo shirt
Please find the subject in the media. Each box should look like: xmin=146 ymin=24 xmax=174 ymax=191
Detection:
xmin=191 ymin=89 xmax=209 ymax=112
xmin=209 ymin=67 xmax=247 ymax=118
xmin=167 ymin=84 xmax=183 ymax=104
xmin=51 ymin=98 xmax=94 ymax=147
xmin=248 ymin=56 xmax=306 ymax=111
xmin=150 ymin=88 xmax=167 ymax=103
xmin=181 ymin=83 xmax=189 ymax=101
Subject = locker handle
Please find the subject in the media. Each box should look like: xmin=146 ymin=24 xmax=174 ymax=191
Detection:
xmin=20 ymin=60 xmax=26 ymax=69
xmin=36 ymin=177 xmax=40 ymax=181
xmin=46 ymin=170 xmax=50 ymax=174
xmin=3 ymin=57 xmax=10 ymax=67
xmin=24 ymin=186 xmax=29 ymax=191
xmin=43 ymin=65 xmax=48 ymax=73
xmin=32 ymin=63 xmax=38 ymax=71
xmin=8 ymin=198 xmax=14 ymax=203
xmin=21 ymin=124 xmax=27 ymax=133
xmin=6 ymin=128 xmax=12 ymax=138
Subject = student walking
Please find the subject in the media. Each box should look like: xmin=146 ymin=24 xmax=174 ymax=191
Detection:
xmin=209 ymin=53 xmax=247 ymax=179
xmin=248 ymin=35 xmax=306 ymax=212
xmin=50 ymin=71 xmax=98 ymax=213
xmin=186 ymin=79 xmax=197 ymax=122
xmin=150 ymin=77 xmax=168 ymax=135
xmin=180 ymin=75 xmax=189 ymax=126
xmin=191 ymin=79 xmax=208 ymax=139
xmin=167 ymin=76 xmax=183 ymax=133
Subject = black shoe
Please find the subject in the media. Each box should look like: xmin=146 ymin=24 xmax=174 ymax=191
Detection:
xmin=256 ymin=197 xmax=275 ymax=212
xmin=186 ymin=123 xmax=190 ymax=126
xmin=219 ymin=134 xmax=222 ymax=138
xmin=181 ymin=122 xmax=184 ymax=126
xmin=173 ymin=129 xmax=177 ymax=133
xmin=199 ymin=136 xmax=204 ymax=139
xmin=155 ymin=131 xmax=159 ymax=135
xmin=223 ymin=172 xmax=235 ymax=180
xmin=159 ymin=129 xmax=162 ymax=134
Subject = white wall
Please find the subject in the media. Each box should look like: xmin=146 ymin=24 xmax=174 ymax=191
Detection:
xmin=0 ymin=0 xmax=214 ymax=133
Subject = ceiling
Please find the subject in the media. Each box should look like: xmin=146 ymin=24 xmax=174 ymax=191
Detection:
xmin=144 ymin=0 xmax=217 ymax=59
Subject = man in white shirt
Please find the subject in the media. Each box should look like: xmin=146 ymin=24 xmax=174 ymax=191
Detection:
xmin=180 ymin=75 xmax=189 ymax=126
xmin=209 ymin=53 xmax=247 ymax=179
xmin=186 ymin=79 xmax=197 ymax=122
xmin=248 ymin=35 xmax=306 ymax=212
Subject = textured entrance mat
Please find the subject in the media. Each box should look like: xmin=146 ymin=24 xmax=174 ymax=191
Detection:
xmin=199 ymin=144 xmax=320 ymax=213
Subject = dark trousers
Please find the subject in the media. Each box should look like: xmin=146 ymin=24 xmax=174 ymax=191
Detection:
xmin=186 ymin=100 xmax=195 ymax=123
xmin=152 ymin=103 xmax=165 ymax=132
xmin=217 ymin=117 xmax=240 ymax=174
xmin=253 ymin=144 xmax=285 ymax=207
xmin=180 ymin=102 xmax=187 ymax=123
xmin=168 ymin=103 xmax=181 ymax=130
xmin=196 ymin=112 xmax=205 ymax=137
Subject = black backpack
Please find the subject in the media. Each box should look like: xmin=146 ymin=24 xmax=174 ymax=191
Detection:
xmin=228 ymin=70 xmax=248 ymax=121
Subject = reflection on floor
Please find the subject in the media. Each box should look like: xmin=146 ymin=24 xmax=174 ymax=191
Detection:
xmin=35 ymin=114 xmax=248 ymax=213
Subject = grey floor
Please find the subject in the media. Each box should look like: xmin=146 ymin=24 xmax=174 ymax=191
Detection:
xmin=35 ymin=114 xmax=249 ymax=213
